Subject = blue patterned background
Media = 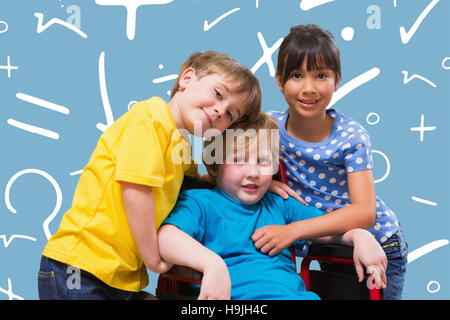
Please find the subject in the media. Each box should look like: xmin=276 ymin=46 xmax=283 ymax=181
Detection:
xmin=0 ymin=0 xmax=448 ymax=300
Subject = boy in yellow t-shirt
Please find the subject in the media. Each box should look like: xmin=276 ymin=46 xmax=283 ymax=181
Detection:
xmin=37 ymin=51 xmax=262 ymax=299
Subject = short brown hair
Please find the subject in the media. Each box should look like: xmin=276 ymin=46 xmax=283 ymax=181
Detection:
xmin=203 ymin=111 xmax=279 ymax=172
xmin=171 ymin=51 xmax=261 ymax=123
xmin=277 ymin=24 xmax=341 ymax=87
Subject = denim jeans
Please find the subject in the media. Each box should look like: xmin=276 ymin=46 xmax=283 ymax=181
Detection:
xmin=38 ymin=256 xmax=136 ymax=300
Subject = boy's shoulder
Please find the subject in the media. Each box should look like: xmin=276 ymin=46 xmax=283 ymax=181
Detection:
xmin=178 ymin=188 xmax=216 ymax=204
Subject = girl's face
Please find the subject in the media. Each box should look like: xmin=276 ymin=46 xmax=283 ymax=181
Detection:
xmin=276 ymin=58 xmax=340 ymax=120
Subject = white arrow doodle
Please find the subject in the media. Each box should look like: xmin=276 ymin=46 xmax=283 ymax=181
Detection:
xmin=399 ymin=0 xmax=440 ymax=44
xmin=34 ymin=12 xmax=87 ymax=38
xmin=203 ymin=8 xmax=240 ymax=31
xmin=328 ymin=67 xmax=380 ymax=109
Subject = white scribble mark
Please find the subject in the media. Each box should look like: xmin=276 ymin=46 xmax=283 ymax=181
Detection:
xmin=442 ymin=57 xmax=450 ymax=70
xmin=69 ymin=169 xmax=83 ymax=176
xmin=251 ymin=32 xmax=283 ymax=77
xmin=300 ymin=0 xmax=335 ymax=11
xmin=341 ymin=27 xmax=354 ymax=41
xmin=411 ymin=196 xmax=438 ymax=207
xmin=366 ymin=112 xmax=380 ymax=125
xmin=7 ymin=119 xmax=60 ymax=140
xmin=203 ymin=8 xmax=240 ymax=31
xmin=372 ymin=150 xmax=390 ymax=184
xmin=5 ymin=169 xmax=63 ymax=240
xmin=16 ymin=92 xmax=70 ymax=114
xmin=0 ymin=234 xmax=37 ymax=248
xmin=95 ymin=0 xmax=174 ymax=40
xmin=393 ymin=0 xmax=397 ymax=8
xmin=152 ymin=74 xmax=178 ymax=84
xmin=328 ymin=67 xmax=380 ymax=109
xmin=427 ymin=281 xmax=440 ymax=293
xmin=399 ymin=0 xmax=440 ymax=44
xmin=402 ymin=71 xmax=436 ymax=88
xmin=407 ymin=239 xmax=449 ymax=264
xmin=97 ymin=51 xmax=115 ymax=132
xmin=256 ymin=0 xmax=259 ymax=8
xmin=0 ymin=56 xmax=19 ymax=78
xmin=0 ymin=20 xmax=8 ymax=33
xmin=410 ymin=114 xmax=436 ymax=142
xmin=0 ymin=278 xmax=23 ymax=300
xmin=34 ymin=12 xmax=87 ymax=38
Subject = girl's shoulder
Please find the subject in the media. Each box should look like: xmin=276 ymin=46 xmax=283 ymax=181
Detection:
xmin=331 ymin=109 xmax=369 ymax=135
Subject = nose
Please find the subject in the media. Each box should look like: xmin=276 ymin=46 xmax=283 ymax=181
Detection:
xmin=246 ymin=162 xmax=260 ymax=179
xmin=302 ymin=77 xmax=316 ymax=95
xmin=213 ymin=105 xmax=225 ymax=118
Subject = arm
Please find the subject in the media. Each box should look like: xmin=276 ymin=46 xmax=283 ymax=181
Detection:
xmin=158 ymin=224 xmax=231 ymax=300
xmin=254 ymin=169 xmax=376 ymax=254
xmin=121 ymin=182 xmax=172 ymax=274
xmin=310 ymin=229 xmax=387 ymax=288
xmin=269 ymin=180 xmax=308 ymax=206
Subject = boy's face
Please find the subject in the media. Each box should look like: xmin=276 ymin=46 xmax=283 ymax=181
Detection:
xmin=177 ymin=69 xmax=249 ymax=136
xmin=214 ymin=139 xmax=274 ymax=205
xmin=276 ymin=58 xmax=340 ymax=120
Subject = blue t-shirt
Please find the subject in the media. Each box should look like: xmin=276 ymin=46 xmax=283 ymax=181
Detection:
xmin=270 ymin=109 xmax=399 ymax=244
xmin=162 ymin=187 xmax=322 ymax=300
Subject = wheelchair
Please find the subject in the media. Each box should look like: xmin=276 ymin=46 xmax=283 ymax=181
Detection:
xmin=155 ymin=161 xmax=383 ymax=300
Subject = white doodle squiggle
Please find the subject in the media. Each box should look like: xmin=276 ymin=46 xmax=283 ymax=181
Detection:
xmin=97 ymin=51 xmax=115 ymax=132
xmin=0 ymin=20 xmax=8 ymax=33
xmin=152 ymin=74 xmax=178 ymax=84
xmin=0 ymin=235 xmax=37 ymax=248
xmin=372 ymin=150 xmax=390 ymax=184
xmin=411 ymin=196 xmax=437 ymax=207
xmin=300 ymin=0 xmax=335 ymax=11
xmin=16 ymin=92 xmax=70 ymax=115
xmin=95 ymin=0 xmax=174 ymax=40
xmin=0 ymin=278 xmax=23 ymax=300
xmin=34 ymin=12 xmax=87 ymax=38
xmin=5 ymin=169 xmax=62 ymax=240
xmin=251 ymin=32 xmax=283 ymax=77
xmin=203 ymin=8 xmax=240 ymax=31
xmin=408 ymin=239 xmax=449 ymax=264
xmin=0 ymin=56 xmax=18 ymax=78
xmin=328 ymin=67 xmax=380 ymax=109
xmin=7 ymin=119 xmax=60 ymax=140
xmin=410 ymin=114 xmax=436 ymax=142
xmin=441 ymin=57 xmax=450 ymax=70
xmin=399 ymin=0 xmax=440 ymax=44
xmin=402 ymin=71 xmax=436 ymax=88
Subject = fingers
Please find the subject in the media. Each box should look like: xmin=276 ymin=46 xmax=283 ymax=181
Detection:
xmin=354 ymin=259 xmax=365 ymax=282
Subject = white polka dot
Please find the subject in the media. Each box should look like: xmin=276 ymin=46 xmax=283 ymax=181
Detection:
xmin=296 ymin=151 xmax=302 ymax=156
xmin=313 ymin=154 xmax=320 ymax=160
xmin=331 ymin=139 xmax=337 ymax=144
xmin=385 ymin=231 xmax=392 ymax=238
xmin=281 ymin=145 xmax=286 ymax=151
xmin=347 ymin=127 xmax=354 ymax=132
xmin=325 ymin=149 xmax=332 ymax=156
xmin=328 ymin=167 xmax=334 ymax=171
xmin=347 ymin=166 xmax=354 ymax=172
xmin=341 ymin=27 xmax=354 ymax=41
xmin=325 ymin=195 xmax=331 ymax=200
xmin=310 ymin=180 xmax=317 ymax=187
xmin=320 ymin=186 xmax=327 ymax=192
xmin=377 ymin=212 xmax=382 ymax=218
xmin=305 ymin=196 xmax=312 ymax=202
xmin=306 ymin=148 xmax=313 ymax=153
xmin=299 ymin=160 xmax=306 ymax=166
xmin=339 ymin=180 xmax=346 ymax=186
xmin=289 ymin=153 xmax=295 ymax=158
xmin=315 ymin=202 xmax=323 ymax=209
xmin=308 ymin=166 xmax=315 ymax=173
xmin=335 ymin=199 xmax=342 ymax=205
xmin=291 ymin=165 xmax=297 ymax=171
xmin=356 ymin=144 xmax=362 ymax=150
xmin=289 ymin=143 xmax=294 ymax=148
xmin=279 ymin=117 xmax=283 ymax=120
xmin=329 ymin=177 xmax=336 ymax=183
xmin=326 ymin=208 xmax=333 ymax=213
xmin=385 ymin=221 xmax=392 ymax=227
xmin=333 ymin=152 xmax=339 ymax=159
xmin=341 ymin=131 xmax=348 ymax=138
xmin=361 ymin=135 xmax=367 ymax=141
xmin=296 ymin=189 xmax=302 ymax=195
xmin=374 ymin=223 xmax=381 ymax=230
xmin=314 ymin=190 xmax=320 ymax=195
xmin=331 ymin=190 xmax=338 ymax=196
xmin=345 ymin=153 xmax=353 ymax=159
xmin=342 ymin=192 xmax=348 ymax=197
xmin=356 ymin=157 xmax=363 ymax=164
xmin=300 ymin=173 xmax=306 ymax=179
xmin=338 ymin=169 xmax=345 ymax=175
xmin=318 ymin=173 xmax=326 ymax=179
xmin=342 ymin=143 xmax=351 ymax=150
xmin=380 ymin=236 xmax=387 ymax=243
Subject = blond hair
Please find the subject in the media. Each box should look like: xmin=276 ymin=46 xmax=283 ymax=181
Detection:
xmin=203 ymin=111 xmax=279 ymax=173
xmin=171 ymin=51 xmax=261 ymax=123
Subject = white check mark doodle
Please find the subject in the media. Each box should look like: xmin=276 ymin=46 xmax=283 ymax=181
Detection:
xmin=399 ymin=0 xmax=440 ymax=44
xmin=203 ymin=8 xmax=240 ymax=31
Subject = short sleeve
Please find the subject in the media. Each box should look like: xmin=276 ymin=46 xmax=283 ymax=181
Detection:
xmin=161 ymin=192 xmax=206 ymax=242
xmin=115 ymin=117 xmax=166 ymax=187
xmin=343 ymin=132 xmax=373 ymax=173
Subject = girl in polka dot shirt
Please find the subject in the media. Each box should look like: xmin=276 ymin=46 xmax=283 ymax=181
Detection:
xmin=268 ymin=24 xmax=407 ymax=300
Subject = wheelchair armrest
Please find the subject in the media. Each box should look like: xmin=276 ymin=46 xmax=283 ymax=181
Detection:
xmin=307 ymin=243 xmax=354 ymax=260
xmin=160 ymin=265 xmax=203 ymax=283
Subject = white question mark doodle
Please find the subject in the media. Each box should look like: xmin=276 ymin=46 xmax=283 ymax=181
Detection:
xmin=442 ymin=57 xmax=450 ymax=70
xmin=4 ymin=169 xmax=62 ymax=240
xmin=372 ymin=150 xmax=391 ymax=184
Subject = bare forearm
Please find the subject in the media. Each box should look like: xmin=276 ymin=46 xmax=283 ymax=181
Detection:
xmin=158 ymin=224 xmax=223 ymax=273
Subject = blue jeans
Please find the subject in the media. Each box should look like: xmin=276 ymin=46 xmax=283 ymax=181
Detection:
xmin=381 ymin=226 xmax=408 ymax=300
xmin=38 ymin=256 xmax=136 ymax=300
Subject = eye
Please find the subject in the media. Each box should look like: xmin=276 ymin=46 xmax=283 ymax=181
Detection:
xmin=226 ymin=110 xmax=233 ymax=121
xmin=291 ymin=72 xmax=302 ymax=79
xmin=215 ymin=89 xmax=223 ymax=100
xmin=259 ymin=157 xmax=272 ymax=165
xmin=317 ymin=72 xmax=328 ymax=79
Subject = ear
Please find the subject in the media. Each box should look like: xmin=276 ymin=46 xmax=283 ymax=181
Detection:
xmin=275 ymin=73 xmax=284 ymax=92
xmin=178 ymin=67 xmax=196 ymax=90
xmin=205 ymin=165 xmax=218 ymax=178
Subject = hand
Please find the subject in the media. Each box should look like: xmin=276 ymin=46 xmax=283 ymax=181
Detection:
xmin=351 ymin=230 xmax=387 ymax=289
xmin=269 ymin=180 xmax=308 ymax=206
xmin=198 ymin=256 xmax=231 ymax=300
xmin=252 ymin=225 xmax=293 ymax=256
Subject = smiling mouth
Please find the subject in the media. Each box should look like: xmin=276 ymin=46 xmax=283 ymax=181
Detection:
xmin=242 ymin=183 xmax=259 ymax=191
xmin=298 ymin=99 xmax=319 ymax=107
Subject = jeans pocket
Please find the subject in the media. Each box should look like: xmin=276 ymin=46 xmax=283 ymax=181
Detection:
xmin=38 ymin=270 xmax=57 ymax=300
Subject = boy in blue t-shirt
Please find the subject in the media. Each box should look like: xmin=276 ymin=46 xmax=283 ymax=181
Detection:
xmin=158 ymin=112 xmax=387 ymax=300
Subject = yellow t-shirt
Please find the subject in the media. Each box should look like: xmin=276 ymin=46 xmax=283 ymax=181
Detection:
xmin=43 ymin=97 xmax=197 ymax=292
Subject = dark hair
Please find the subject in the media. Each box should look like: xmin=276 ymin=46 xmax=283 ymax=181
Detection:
xmin=277 ymin=24 xmax=341 ymax=86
